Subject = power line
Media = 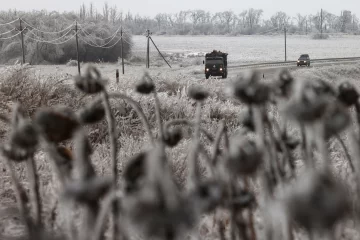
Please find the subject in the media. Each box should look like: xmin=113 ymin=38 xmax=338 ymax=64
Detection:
xmin=25 ymin=32 xmax=77 ymax=45
xmin=26 ymin=28 xmax=73 ymax=43
xmin=21 ymin=18 xmax=75 ymax=34
xmin=255 ymin=27 xmax=279 ymax=35
xmin=0 ymin=19 xmax=18 ymax=27
xmin=0 ymin=28 xmax=15 ymax=36
xmin=80 ymin=35 xmax=123 ymax=49
xmin=121 ymin=37 xmax=132 ymax=46
xmin=80 ymin=26 xmax=121 ymax=41
xmin=79 ymin=31 xmax=120 ymax=48
xmin=0 ymin=31 xmax=23 ymax=40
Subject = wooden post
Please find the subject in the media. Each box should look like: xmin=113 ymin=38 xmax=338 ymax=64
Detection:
xmin=146 ymin=29 xmax=150 ymax=68
xmin=320 ymin=8 xmax=323 ymax=37
xmin=19 ymin=18 xmax=25 ymax=65
xmin=121 ymin=27 xmax=124 ymax=74
xmin=75 ymin=21 xmax=80 ymax=74
xmin=284 ymin=27 xmax=287 ymax=62
xmin=116 ymin=69 xmax=119 ymax=83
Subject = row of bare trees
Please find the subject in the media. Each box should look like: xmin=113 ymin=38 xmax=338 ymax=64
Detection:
xmin=1 ymin=3 xmax=359 ymax=36
xmin=91 ymin=2 xmax=360 ymax=35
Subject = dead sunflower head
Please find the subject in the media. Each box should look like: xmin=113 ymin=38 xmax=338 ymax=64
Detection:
xmin=286 ymin=170 xmax=350 ymax=232
xmin=337 ymin=81 xmax=359 ymax=107
xmin=230 ymin=70 xmax=270 ymax=105
xmin=163 ymin=127 xmax=183 ymax=147
xmin=323 ymin=101 xmax=350 ymax=139
xmin=227 ymin=137 xmax=263 ymax=176
xmin=1 ymin=119 xmax=38 ymax=162
xmin=77 ymin=101 xmax=106 ymax=124
xmin=282 ymin=79 xmax=332 ymax=123
xmin=34 ymin=106 xmax=80 ymax=143
xmin=123 ymin=151 xmax=148 ymax=194
xmin=187 ymin=85 xmax=209 ymax=101
xmin=74 ymin=65 xmax=107 ymax=94
xmin=63 ymin=177 xmax=113 ymax=204
xmin=187 ymin=179 xmax=224 ymax=214
xmin=135 ymin=72 xmax=155 ymax=94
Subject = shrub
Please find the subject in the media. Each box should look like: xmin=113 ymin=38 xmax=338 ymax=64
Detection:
xmin=66 ymin=59 xmax=78 ymax=66
xmin=0 ymin=65 xmax=84 ymax=115
xmin=312 ymin=33 xmax=330 ymax=39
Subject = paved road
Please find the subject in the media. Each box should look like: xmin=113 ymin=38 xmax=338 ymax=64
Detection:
xmin=201 ymin=60 xmax=360 ymax=81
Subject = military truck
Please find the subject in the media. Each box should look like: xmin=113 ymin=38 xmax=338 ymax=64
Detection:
xmin=203 ymin=50 xmax=228 ymax=79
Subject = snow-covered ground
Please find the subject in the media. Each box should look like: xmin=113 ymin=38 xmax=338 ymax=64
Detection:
xmin=132 ymin=35 xmax=360 ymax=64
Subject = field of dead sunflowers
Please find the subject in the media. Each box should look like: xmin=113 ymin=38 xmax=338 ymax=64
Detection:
xmin=1 ymin=63 xmax=360 ymax=240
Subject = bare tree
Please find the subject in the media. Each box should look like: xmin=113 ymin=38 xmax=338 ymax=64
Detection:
xmin=89 ymin=2 xmax=94 ymax=19
xmin=155 ymin=13 xmax=163 ymax=31
xmin=189 ymin=10 xmax=206 ymax=26
xmin=103 ymin=2 xmax=109 ymax=22
xmin=271 ymin=11 xmax=290 ymax=29
xmin=109 ymin=6 xmax=118 ymax=24
xmin=246 ymin=8 xmax=263 ymax=29
xmin=295 ymin=14 xmax=306 ymax=31
xmin=238 ymin=11 xmax=247 ymax=28
xmin=219 ymin=11 xmax=236 ymax=33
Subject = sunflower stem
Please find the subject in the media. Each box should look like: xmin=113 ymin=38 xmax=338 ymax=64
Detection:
xmin=188 ymin=101 xmax=202 ymax=188
xmin=90 ymin=92 xmax=154 ymax=144
xmin=164 ymin=119 xmax=214 ymax=142
xmin=102 ymin=90 xmax=120 ymax=240
xmin=335 ymin=134 xmax=355 ymax=172
xmin=26 ymin=157 xmax=42 ymax=228
xmin=3 ymin=157 xmax=33 ymax=236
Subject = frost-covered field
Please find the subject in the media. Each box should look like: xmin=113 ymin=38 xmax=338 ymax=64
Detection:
xmin=132 ymin=35 xmax=360 ymax=64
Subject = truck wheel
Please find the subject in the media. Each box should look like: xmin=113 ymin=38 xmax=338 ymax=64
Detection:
xmin=222 ymin=74 xmax=226 ymax=79
xmin=206 ymin=74 xmax=210 ymax=79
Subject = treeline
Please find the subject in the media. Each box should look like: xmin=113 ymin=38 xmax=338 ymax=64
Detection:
xmin=77 ymin=3 xmax=359 ymax=35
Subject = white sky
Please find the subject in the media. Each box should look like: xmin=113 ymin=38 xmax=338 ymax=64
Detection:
xmin=1 ymin=0 xmax=359 ymax=19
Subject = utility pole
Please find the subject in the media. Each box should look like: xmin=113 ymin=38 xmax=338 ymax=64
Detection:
xmin=306 ymin=20 xmax=308 ymax=35
xmin=146 ymin=29 xmax=150 ymax=68
xmin=284 ymin=26 xmax=287 ymax=62
xmin=320 ymin=8 xmax=323 ymax=37
xmin=19 ymin=18 xmax=25 ymax=65
xmin=75 ymin=21 xmax=80 ymax=74
xmin=120 ymin=27 xmax=124 ymax=74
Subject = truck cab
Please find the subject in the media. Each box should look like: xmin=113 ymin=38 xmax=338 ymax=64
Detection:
xmin=204 ymin=50 xmax=228 ymax=79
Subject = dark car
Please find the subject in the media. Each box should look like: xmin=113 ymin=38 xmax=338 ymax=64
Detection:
xmin=297 ymin=54 xmax=310 ymax=67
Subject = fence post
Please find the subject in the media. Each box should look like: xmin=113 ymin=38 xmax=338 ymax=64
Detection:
xmin=19 ymin=18 xmax=25 ymax=65
xmin=146 ymin=29 xmax=150 ymax=68
xmin=121 ymin=27 xmax=125 ymax=74
xmin=284 ymin=27 xmax=287 ymax=62
xmin=75 ymin=21 xmax=80 ymax=74
xmin=116 ymin=69 xmax=119 ymax=83
xmin=320 ymin=8 xmax=323 ymax=38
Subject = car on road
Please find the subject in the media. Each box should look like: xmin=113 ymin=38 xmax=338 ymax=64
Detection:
xmin=297 ymin=54 xmax=311 ymax=67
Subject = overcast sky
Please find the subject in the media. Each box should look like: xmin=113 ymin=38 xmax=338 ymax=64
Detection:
xmin=2 ymin=0 xmax=359 ymax=19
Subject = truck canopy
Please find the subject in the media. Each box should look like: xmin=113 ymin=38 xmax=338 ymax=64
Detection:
xmin=205 ymin=50 xmax=228 ymax=65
